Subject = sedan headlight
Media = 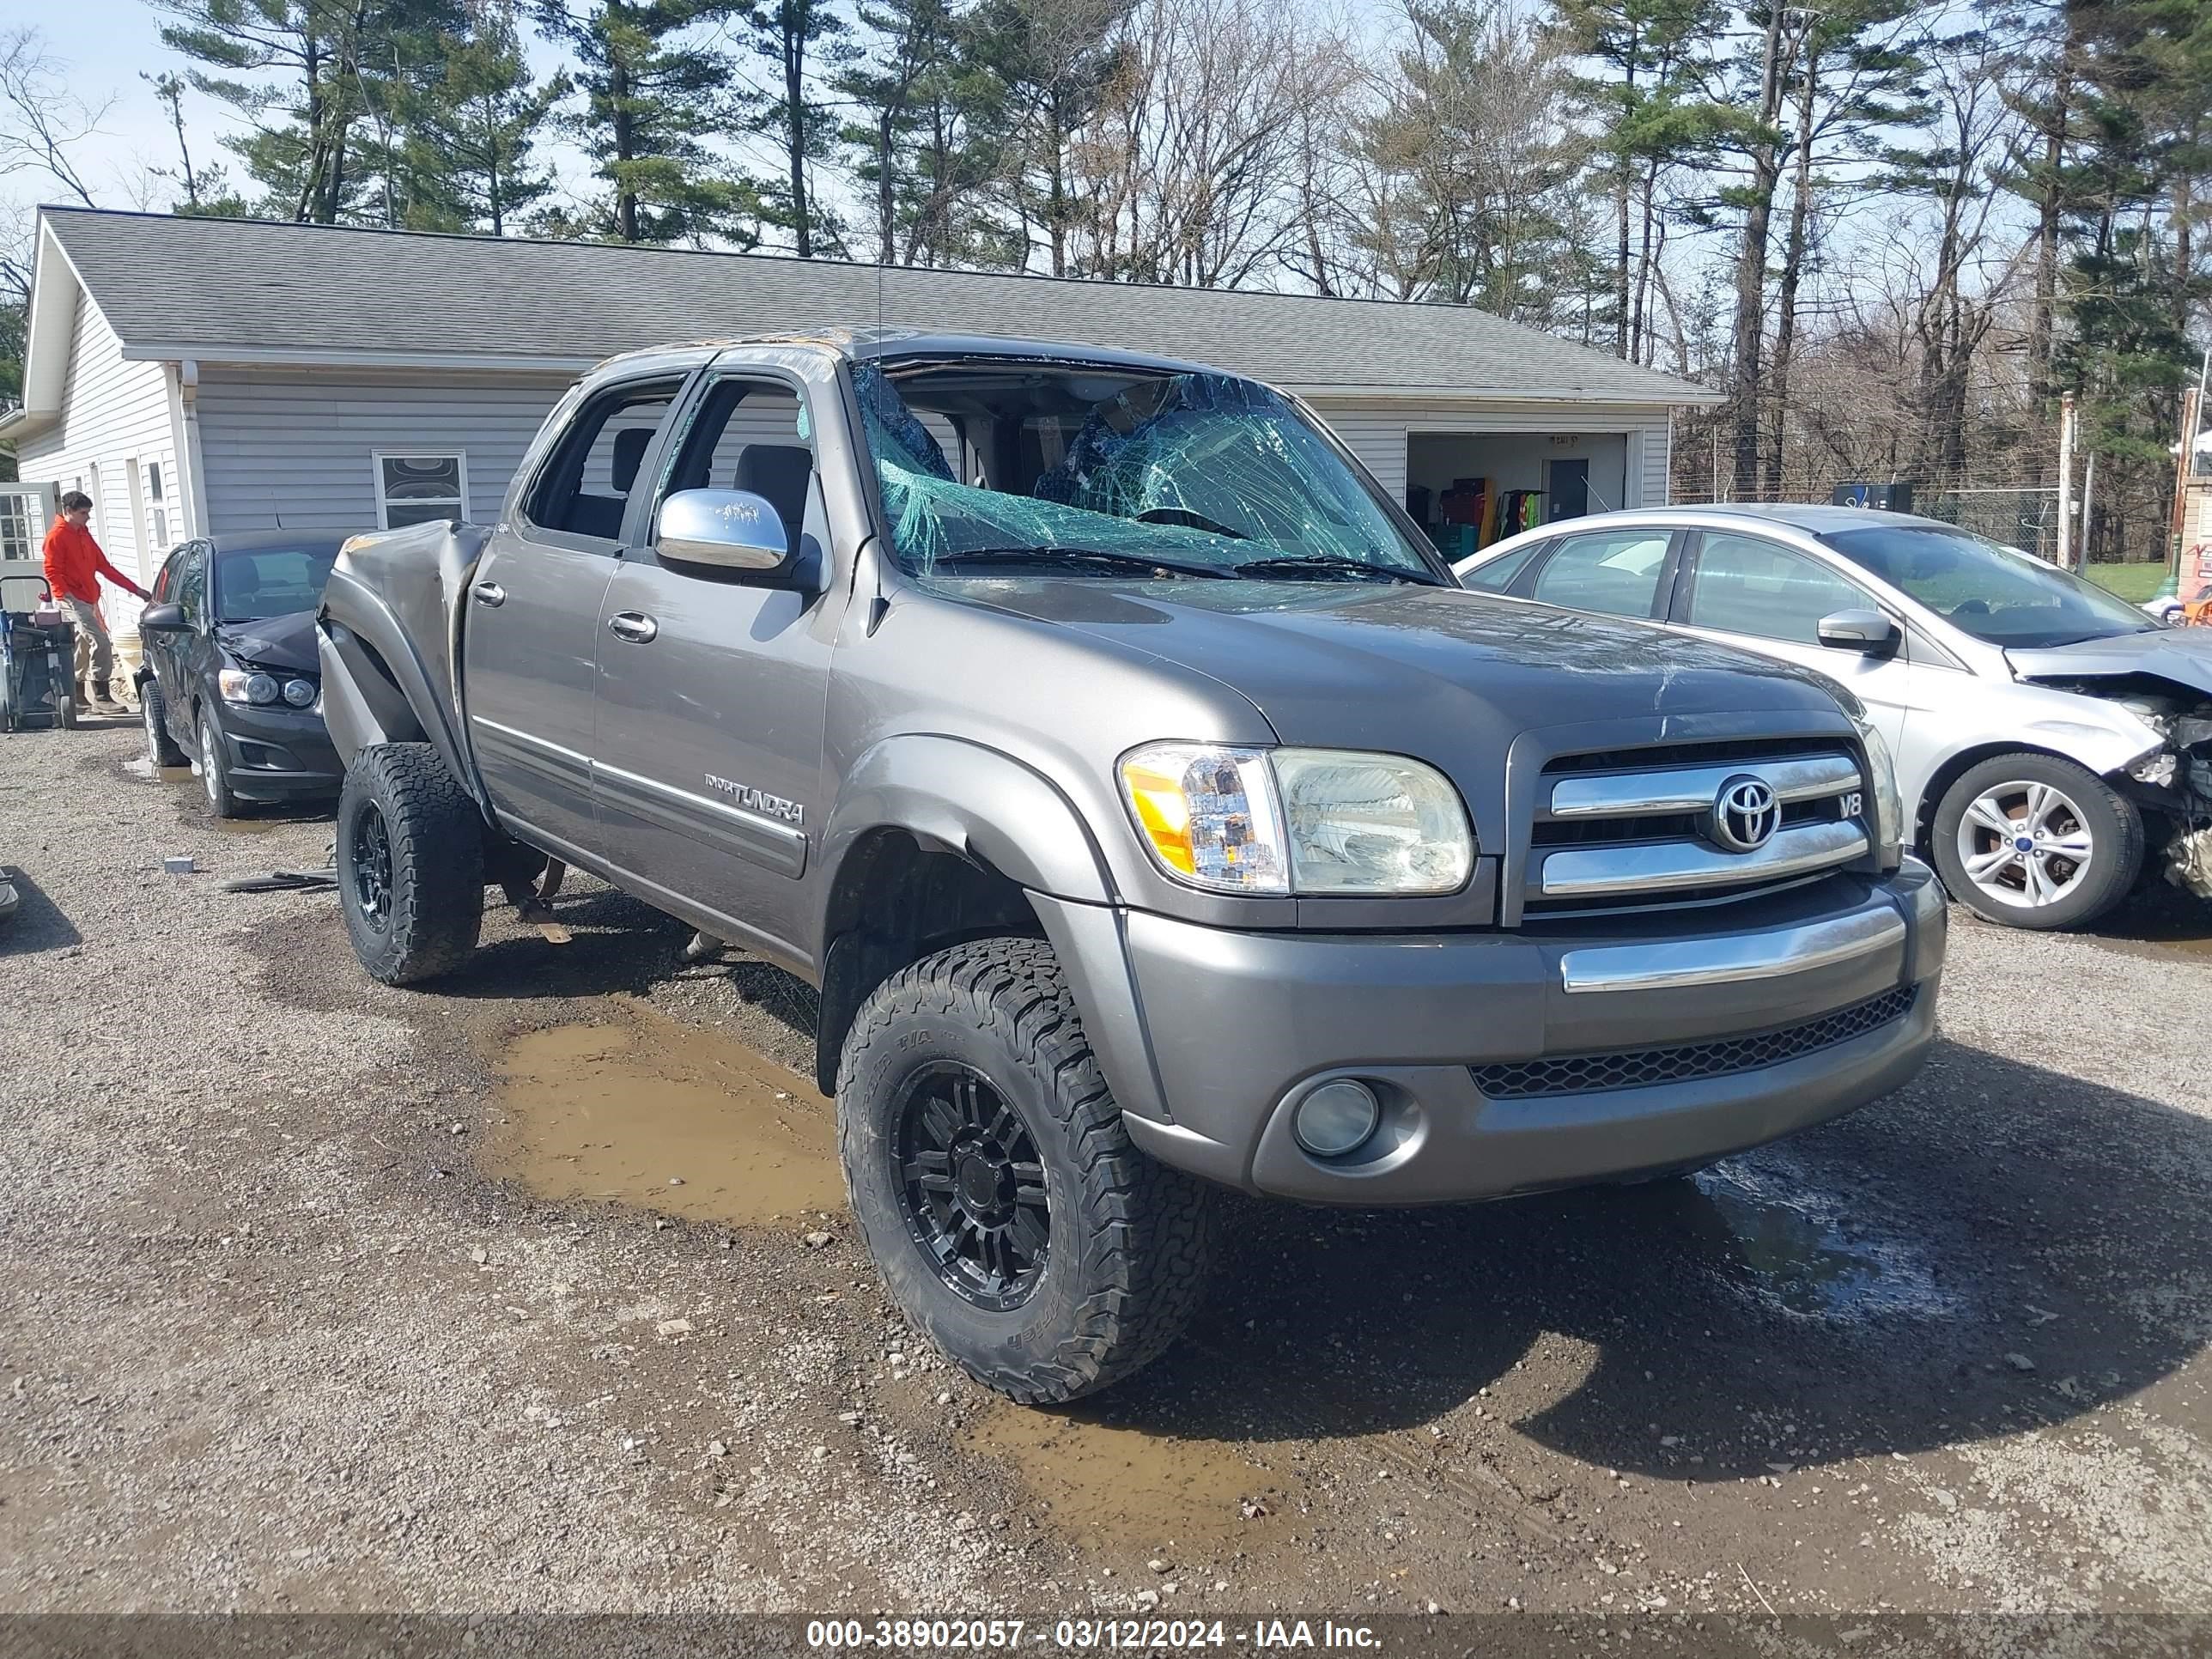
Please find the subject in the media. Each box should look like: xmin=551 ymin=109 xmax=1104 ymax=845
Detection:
xmin=1850 ymin=714 xmax=1904 ymax=866
xmin=1118 ymin=742 xmax=1474 ymax=896
xmin=219 ymin=667 xmax=280 ymax=705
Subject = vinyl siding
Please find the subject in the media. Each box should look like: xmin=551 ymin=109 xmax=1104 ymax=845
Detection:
xmin=195 ymin=368 xmax=574 ymax=537
xmin=1304 ymin=398 xmax=1675 ymax=514
xmin=14 ymin=288 xmax=178 ymax=589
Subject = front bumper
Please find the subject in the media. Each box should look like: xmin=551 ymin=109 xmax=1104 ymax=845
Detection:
xmin=209 ymin=698 xmax=343 ymax=800
xmin=1038 ymin=860 xmax=1945 ymax=1204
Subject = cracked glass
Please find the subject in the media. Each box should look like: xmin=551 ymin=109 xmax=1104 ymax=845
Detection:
xmin=852 ymin=360 xmax=1437 ymax=583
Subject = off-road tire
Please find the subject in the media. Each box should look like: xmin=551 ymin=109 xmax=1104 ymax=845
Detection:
xmin=336 ymin=743 xmax=484 ymax=984
xmin=837 ymin=936 xmax=1216 ymax=1405
xmin=141 ymin=678 xmax=186 ymax=766
xmin=197 ymin=706 xmax=244 ymax=818
xmin=1930 ymin=750 xmax=2141 ymax=931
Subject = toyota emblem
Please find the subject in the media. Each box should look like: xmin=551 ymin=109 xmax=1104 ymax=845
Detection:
xmin=1711 ymin=775 xmax=1781 ymax=853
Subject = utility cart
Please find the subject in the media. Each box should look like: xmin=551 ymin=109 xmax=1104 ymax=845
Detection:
xmin=0 ymin=559 xmax=79 ymax=732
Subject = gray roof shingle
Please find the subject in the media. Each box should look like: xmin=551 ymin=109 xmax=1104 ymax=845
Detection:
xmin=44 ymin=206 xmax=1717 ymax=405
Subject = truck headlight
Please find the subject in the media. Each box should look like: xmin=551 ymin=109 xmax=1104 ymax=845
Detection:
xmin=1273 ymin=748 xmax=1473 ymax=894
xmin=1118 ymin=743 xmax=1474 ymax=896
xmin=1850 ymin=714 xmax=1904 ymax=866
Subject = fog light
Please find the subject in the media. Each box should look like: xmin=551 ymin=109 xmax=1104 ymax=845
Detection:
xmin=1292 ymin=1079 xmax=1380 ymax=1158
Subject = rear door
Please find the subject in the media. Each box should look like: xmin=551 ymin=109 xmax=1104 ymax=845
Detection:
xmin=462 ymin=375 xmax=684 ymax=859
xmin=1667 ymin=528 xmax=1913 ymax=749
xmin=589 ymin=368 xmax=833 ymax=963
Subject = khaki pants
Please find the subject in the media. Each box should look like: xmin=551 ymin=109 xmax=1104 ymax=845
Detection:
xmin=64 ymin=597 xmax=113 ymax=684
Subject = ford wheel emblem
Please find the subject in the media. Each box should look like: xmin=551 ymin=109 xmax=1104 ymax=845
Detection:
xmin=1711 ymin=775 xmax=1781 ymax=854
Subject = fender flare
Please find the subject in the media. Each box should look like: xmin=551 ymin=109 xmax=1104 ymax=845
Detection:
xmin=316 ymin=568 xmax=483 ymax=805
xmin=816 ymin=734 xmax=1117 ymax=929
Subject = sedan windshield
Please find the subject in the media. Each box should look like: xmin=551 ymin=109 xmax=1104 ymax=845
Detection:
xmin=213 ymin=545 xmax=339 ymax=623
xmin=1820 ymin=523 xmax=2155 ymax=649
xmin=854 ymin=360 xmax=1440 ymax=583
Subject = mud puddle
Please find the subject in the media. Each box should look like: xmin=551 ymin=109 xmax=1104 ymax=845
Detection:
xmin=482 ymin=1006 xmax=844 ymax=1226
xmin=1688 ymin=1159 xmax=1953 ymax=1321
xmin=967 ymin=1402 xmax=1279 ymax=1549
xmin=123 ymin=757 xmax=191 ymax=784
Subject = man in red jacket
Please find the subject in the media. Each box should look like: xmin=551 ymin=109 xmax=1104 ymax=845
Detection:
xmin=42 ymin=491 xmax=149 ymax=714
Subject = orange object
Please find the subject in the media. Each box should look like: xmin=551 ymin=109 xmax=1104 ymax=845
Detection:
xmin=41 ymin=520 xmax=142 ymax=605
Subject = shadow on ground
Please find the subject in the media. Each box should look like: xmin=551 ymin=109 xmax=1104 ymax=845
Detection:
xmin=0 ymin=868 xmax=83 ymax=952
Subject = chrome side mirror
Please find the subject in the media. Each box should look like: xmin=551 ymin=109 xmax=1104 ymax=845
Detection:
xmin=654 ymin=489 xmax=792 ymax=574
xmin=1817 ymin=608 xmax=1901 ymax=655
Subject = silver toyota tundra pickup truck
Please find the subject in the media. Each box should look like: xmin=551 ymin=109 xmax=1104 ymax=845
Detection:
xmin=317 ymin=331 xmax=1947 ymax=1404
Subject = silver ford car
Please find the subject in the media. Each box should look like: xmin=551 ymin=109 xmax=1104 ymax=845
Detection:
xmin=1454 ymin=505 xmax=2212 ymax=929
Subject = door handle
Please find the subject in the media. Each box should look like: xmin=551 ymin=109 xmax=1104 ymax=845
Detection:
xmin=607 ymin=611 xmax=659 ymax=643
xmin=471 ymin=581 xmax=506 ymax=608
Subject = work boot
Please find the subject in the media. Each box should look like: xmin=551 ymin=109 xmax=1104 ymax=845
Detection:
xmin=74 ymin=679 xmax=89 ymax=709
xmin=92 ymin=678 xmax=126 ymax=714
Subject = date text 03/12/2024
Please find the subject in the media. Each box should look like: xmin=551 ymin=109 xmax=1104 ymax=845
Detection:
xmin=804 ymin=1620 xmax=1382 ymax=1650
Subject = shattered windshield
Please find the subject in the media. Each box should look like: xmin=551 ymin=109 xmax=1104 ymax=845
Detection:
xmin=853 ymin=360 xmax=1439 ymax=583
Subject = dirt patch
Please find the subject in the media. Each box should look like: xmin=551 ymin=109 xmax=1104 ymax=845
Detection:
xmin=481 ymin=1004 xmax=844 ymax=1227
xmin=966 ymin=1401 xmax=1279 ymax=1551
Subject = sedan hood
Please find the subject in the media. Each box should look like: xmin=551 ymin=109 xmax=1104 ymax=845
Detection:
xmin=213 ymin=610 xmax=319 ymax=675
xmin=2008 ymin=628 xmax=2212 ymax=698
xmin=958 ymin=578 xmax=1850 ymax=750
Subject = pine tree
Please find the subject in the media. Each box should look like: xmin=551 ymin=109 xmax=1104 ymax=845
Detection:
xmin=536 ymin=0 xmax=754 ymax=244
xmin=1547 ymin=0 xmax=1729 ymax=360
xmin=735 ymin=0 xmax=854 ymax=258
xmin=405 ymin=3 xmax=568 ymax=234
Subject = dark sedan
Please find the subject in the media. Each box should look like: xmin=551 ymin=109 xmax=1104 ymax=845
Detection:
xmin=135 ymin=530 xmax=345 ymax=817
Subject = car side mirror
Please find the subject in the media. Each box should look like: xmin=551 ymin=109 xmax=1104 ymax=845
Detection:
xmin=138 ymin=602 xmax=189 ymax=633
xmin=653 ymin=489 xmax=793 ymax=577
xmin=1817 ymin=608 xmax=1901 ymax=655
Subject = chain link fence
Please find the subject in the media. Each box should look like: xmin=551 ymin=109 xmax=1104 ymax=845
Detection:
xmin=1906 ymin=487 xmax=2059 ymax=561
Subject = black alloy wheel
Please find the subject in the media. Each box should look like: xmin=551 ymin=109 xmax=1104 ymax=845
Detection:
xmin=894 ymin=1062 xmax=1050 ymax=1311
xmin=350 ymin=799 xmax=394 ymax=933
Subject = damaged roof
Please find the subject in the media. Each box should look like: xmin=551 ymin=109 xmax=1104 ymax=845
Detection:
xmin=33 ymin=206 xmax=1722 ymax=407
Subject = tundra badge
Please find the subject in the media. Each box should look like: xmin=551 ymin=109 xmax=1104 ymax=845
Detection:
xmin=705 ymin=774 xmax=805 ymax=826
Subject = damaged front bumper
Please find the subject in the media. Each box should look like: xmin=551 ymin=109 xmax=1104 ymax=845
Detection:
xmin=2120 ymin=719 xmax=2212 ymax=899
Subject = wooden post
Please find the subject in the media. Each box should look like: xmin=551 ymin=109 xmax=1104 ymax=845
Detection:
xmin=2170 ymin=383 xmax=2203 ymax=582
xmin=2056 ymin=392 xmax=2075 ymax=570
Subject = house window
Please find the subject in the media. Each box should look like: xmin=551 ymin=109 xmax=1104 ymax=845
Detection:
xmin=143 ymin=460 xmax=169 ymax=549
xmin=373 ymin=453 xmax=469 ymax=529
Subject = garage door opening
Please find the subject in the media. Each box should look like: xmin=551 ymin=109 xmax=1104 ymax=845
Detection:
xmin=1404 ymin=432 xmax=1628 ymax=562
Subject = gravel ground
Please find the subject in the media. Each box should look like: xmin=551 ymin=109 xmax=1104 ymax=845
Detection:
xmin=3 ymin=720 xmax=2210 ymax=1624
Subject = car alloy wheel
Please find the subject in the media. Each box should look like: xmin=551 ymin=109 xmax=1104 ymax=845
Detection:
xmin=199 ymin=717 xmax=222 ymax=807
xmin=1954 ymin=779 xmax=2095 ymax=909
xmin=892 ymin=1061 xmax=1051 ymax=1313
xmin=350 ymin=800 xmax=395 ymax=933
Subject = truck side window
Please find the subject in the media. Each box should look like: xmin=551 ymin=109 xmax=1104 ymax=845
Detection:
xmin=525 ymin=380 xmax=679 ymax=543
xmin=655 ymin=376 xmax=817 ymax=556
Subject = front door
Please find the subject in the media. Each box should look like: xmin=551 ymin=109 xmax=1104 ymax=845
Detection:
xmin=1668 ymin=529 xmax=1912 ymax=751
xmin=462 ymin=376 xmax=682 ymax=859
xmin=590 ymin=370 xmax=834 ymax=963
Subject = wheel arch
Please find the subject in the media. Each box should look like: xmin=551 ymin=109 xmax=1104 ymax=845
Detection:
xmin=810 ymin=736 xmax=1118 ymax=1097
xmin=1914 ymin=739 xmax=2104 ymax=852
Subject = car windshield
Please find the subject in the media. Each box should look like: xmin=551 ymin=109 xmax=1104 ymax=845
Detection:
xmin=213 ymin=545 xmax=339 ymax=623
xmin=853 ymin=359 xmax=1439 ymax=583
xmin=1820 ymin=523 xmax=2156 ymax=649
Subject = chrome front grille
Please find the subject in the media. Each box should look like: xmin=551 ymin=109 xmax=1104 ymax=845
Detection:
xmin=1527 ymin=742 xmax=1870 ymax=912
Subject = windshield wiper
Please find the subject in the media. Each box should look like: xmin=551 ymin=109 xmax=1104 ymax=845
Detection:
xmin=933 ymin=545 xmax=1233 ymax=580
xmin=1231 ymin=554 xmax=1439 ymax=585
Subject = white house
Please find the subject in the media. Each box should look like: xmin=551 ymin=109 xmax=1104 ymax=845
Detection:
xmin=2 ymin=205 xmax=1720 ymax=610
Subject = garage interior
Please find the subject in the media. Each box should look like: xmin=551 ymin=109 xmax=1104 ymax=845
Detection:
xmin=1404 ymin=430 xmax=1629 ymax=562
